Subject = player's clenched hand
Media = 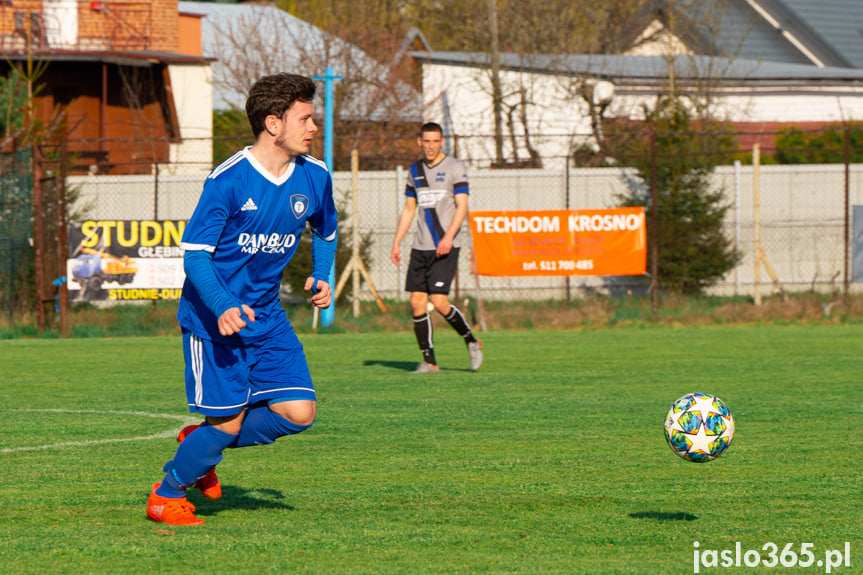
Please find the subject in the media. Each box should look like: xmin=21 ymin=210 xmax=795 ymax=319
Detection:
xmin=436 ymin=237 xmax=453 ymax=257
xmin=218 ymin=304 xmax=255 ymax=336
xmin=306 ymin=277 xmax=331 ymax=309
xmin=391 ymin=245 xmax=402 ymax=266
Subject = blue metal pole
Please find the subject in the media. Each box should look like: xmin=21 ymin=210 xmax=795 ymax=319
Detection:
xmin=314 ymin=66 xmax=342 ymax=327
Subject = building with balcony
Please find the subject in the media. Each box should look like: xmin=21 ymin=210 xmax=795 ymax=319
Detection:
xmin=0 ymin=0 xmax=212 ymax=175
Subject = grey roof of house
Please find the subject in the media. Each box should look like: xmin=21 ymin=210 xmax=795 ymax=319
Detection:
xmin=773 ymin=0 xmax=863 ymax=68
xmin=411 ymin=51 xmax=863 ymax=88
xmin=179 ymin=1 xmax=329 ymax=109
xmin=636 ymin=0 xmax=863 ymax=69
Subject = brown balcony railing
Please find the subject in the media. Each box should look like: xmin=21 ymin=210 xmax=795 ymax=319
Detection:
xmin=0 ymin=1 xmax=155 ymax=53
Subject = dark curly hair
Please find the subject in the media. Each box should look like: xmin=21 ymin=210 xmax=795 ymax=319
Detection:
xmin=245 ymin=73 xmax=316 ymax=138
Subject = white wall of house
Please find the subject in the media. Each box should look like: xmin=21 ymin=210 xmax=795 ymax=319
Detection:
xmin=424 ymin=63 xmax=593 ymax=169
xmin=423 ymin=61 xmax=863 ymax=171
xmin=166 ymin=64 xmax=214 ymax=176
xmin=723 ymin=86 xmax=863 ymax=123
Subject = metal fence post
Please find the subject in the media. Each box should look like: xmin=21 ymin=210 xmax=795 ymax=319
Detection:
xmin=32 ymin=145 xmax=46 ymax=331
xmin=843 ymin=127 xmax=850 ymax=301
xmin=58 ymin=137 xmax=68 ymax=336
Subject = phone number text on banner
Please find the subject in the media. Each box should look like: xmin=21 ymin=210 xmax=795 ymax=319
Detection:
xmin=469 ymin=208 xmax=646 ymax=277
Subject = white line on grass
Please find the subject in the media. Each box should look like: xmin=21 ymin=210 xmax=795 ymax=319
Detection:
xmin=0 ymin=409 xmax=200 ymax=454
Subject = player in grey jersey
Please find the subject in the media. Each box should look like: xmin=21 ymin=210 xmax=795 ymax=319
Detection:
xmin=391 ymin=122 xmax=483 ymax=373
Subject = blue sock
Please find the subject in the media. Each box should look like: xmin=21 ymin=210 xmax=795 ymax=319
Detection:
xmin=156 ymin=424 xmax=237 ymax=498
xmin=229 ymin=402 xmax=313 ymax=448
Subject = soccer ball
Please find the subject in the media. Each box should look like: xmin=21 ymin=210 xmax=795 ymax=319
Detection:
xmin=663 ymin=392 xmax=735 ymax=462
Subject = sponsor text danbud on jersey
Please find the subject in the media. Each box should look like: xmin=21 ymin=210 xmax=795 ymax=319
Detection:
xmin=238 ymin=232 xmax=297 ymax=254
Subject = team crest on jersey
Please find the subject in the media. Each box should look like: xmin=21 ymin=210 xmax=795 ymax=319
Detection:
xmin=290 ymin=194 xmax=310 ymax=218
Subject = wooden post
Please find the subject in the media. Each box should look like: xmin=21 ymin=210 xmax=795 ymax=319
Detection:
xmin=152 ymin=162 xmax=159 ymax=313
xmin=351 ymin=149 xmax=360 ymax=317
xmin=750 ymin=144 xmax=785 ymax=302
xmin=334 ymin=149 xmax=387 ymax=315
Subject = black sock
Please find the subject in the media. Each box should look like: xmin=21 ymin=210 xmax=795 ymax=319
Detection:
xmin=413 ymin=313 xmax=437 ymax=365
xmin=444 ymin=305 xmax=477 ymax=344
xmin=421 ymin=347 xmax=437 ymax=365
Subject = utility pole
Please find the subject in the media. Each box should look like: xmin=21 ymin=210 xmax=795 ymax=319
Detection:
xmin=313 ymin=66 xmax=342 ymax=328
xmin=489 ymin=0 xmax=504 ymax=167
xmin=667 ymin=0 xmax=675 ymax=95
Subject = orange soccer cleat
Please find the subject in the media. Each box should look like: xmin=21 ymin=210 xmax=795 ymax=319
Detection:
xmin=177 ymin=423 xmax=223 ymax=500
xmin=147 ymin=483 xmax=205 ymax=526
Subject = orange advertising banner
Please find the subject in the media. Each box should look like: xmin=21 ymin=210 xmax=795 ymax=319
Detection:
xmin=469 ymin=208 xmax=646 ymax=277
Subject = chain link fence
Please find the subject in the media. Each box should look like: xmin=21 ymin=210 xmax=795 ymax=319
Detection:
xmin=713 ymin=161 xmax=859 ymax=297
xmin=5 ymin=130 xmax=863 ymax=329
xmin=0 ymin=147 xmax=33 ymax=322
xmin=341 ymin=158 xmax=862 ymax=302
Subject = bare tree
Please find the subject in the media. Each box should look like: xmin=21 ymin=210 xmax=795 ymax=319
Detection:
xmin=201 ymin=4 xmax=421 ymax=168
xmin=396 ymin=0 xmax=644 ymax=167
xmin=271 ymin=0 xmax=650 ymax=167
xmin=544 ymin=0 xmax=762 ymax=165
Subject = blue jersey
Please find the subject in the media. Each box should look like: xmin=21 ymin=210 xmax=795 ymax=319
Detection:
xmin=177 ymin=147 xmax=337 ymax=345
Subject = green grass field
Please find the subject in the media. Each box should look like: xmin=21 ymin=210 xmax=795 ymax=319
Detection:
xmin=0 ymin=325 xmax=859 ymax=574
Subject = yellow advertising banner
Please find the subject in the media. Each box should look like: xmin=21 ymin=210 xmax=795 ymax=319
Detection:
xmin=67 ymin=219 xmax=187 ymax=302
xmin=469 ymin=208 xmax=646 ymax=277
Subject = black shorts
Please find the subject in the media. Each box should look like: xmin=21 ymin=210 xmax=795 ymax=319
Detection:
xmin=405 ymin=248 xmax=460 ymax=294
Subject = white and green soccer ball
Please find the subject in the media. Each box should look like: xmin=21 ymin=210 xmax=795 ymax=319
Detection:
xmin=663 ymin=392 xmax=735 ymax=463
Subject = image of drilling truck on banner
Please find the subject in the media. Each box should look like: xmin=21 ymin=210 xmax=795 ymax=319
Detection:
xmin=72 ymin=246 xmax=139 ymax=295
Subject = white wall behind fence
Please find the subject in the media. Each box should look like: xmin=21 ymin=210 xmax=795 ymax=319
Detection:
xmin=69 ymin=162 xmax=863 ymax=302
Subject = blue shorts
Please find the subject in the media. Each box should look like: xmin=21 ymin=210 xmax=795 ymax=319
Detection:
xmin=182 ymin=321 xmax=316 ymax=417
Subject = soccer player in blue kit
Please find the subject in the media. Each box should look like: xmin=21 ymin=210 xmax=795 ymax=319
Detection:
xmin=146 ymin=73 xmax=337 ymax=526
